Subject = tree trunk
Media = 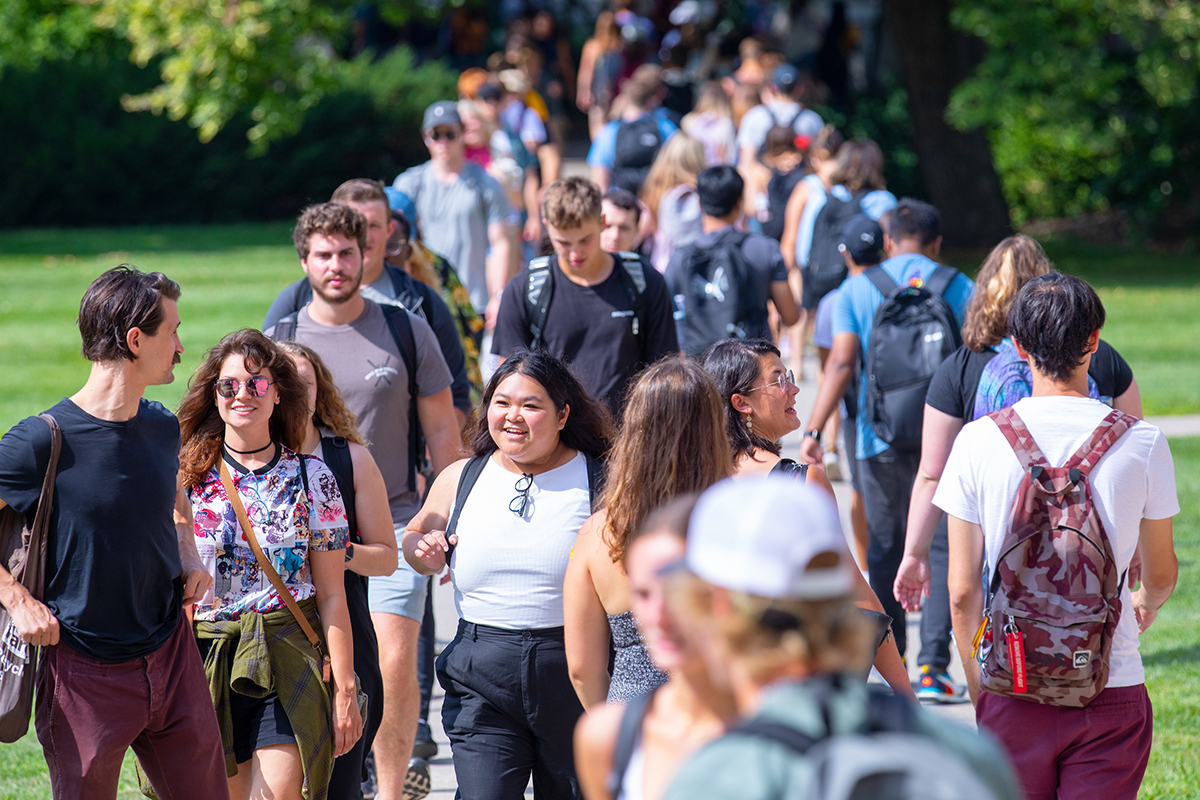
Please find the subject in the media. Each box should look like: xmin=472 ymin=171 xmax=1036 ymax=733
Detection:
xmin=884 ymin=0 xmax=1012 ymax=247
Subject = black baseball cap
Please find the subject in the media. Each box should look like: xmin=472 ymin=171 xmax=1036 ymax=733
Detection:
xmin=838 ymin=215 xmax=885 ymax=266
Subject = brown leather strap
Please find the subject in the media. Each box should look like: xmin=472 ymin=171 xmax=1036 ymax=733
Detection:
xmin=218 ymin=458 xmax=330 ymax=682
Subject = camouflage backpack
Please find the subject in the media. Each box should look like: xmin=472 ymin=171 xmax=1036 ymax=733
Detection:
xmin=979 ymin=406 xmax=1135 ymax=707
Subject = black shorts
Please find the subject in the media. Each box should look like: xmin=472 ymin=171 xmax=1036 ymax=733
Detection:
xmin=229 ymin=690 xmax=297 ymax=764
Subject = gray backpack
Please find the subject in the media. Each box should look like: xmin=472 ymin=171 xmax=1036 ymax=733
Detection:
xmin=733 ymin=683 xmax=1004 ymax=800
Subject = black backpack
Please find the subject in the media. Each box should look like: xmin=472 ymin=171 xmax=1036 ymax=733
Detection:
xmin=271 ymin=305 xmax=422 ymax=493
xmin=612 ymin=116 xmax=665 ymax=195
xmin=524 ymin=252 xmax=650 ymax=352
xmin=673 ymin=230 xmax=760 ymax=357
xmin=863 ymin=265 xmax=962 ymax=452
xmin=806 ymin=187 xmax=870 ymax=302
xmin=762 ymin=166 xmax=807 ymax=242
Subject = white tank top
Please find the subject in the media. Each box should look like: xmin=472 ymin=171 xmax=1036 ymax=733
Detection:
xmin=450 ymin=452 xmax=591 ymax=629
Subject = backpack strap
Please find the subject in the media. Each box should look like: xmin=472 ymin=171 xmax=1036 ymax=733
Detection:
xmin=1062 ymin=408 xmax=1136 ymax=483
xmin=525 ymin=256 xmax=556 ymax=349
xmin=271 ymin=312 xmax=299 ymax=343
xmin=616 ymin=252 xmax=649 ymax=351
xmin=773 ymin=458 xmax=809 ymax=480
xmin=585 ymin=454 xmax=607 ymax=514
xmin=320 ymin=436 xmax=359 ymax=544
xmin=924 ymin=265 xmax=959 ymax=297
xmin=443 ymin=454 xmax=491 ymax=562
xmin=731 ymin=718 xmax=820 ymax=755
xmin=605 ymin=688 xmax=659 ymax=799
xmin=381 ymin=305 xmax=421 ymax=493
xmin=988 ymin=406 xmax=1050 ymax=471
xmin=865 ymin=265 xmax=899 ymax=298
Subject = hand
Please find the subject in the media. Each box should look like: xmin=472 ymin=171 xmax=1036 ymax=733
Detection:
xmin=523 ymin=215 xmax=542 ymax=244
xmin=485 ymin=295 xmax=501 ymax=332
xmin=331 ymin=685 xmax=363 ymax=758
xmin=577 ymin=91 xmax=593 ymax=111
xmin=180 ymin=567 xmax=214 ymax=607
xmin=3 ymin=585 xmax=60 ymax=647
xmin=413 ymin=530 xmax=456 ymax=573
xmin=1131 ymin=587 xmax=1159 ymax=633
xmin=1127 ymin=548 xmax=1143 ymax=590
xmin=894 ymin=553 xmax=931 ymax=613
xmin=798 ymin=436 xmax=823 ymax=465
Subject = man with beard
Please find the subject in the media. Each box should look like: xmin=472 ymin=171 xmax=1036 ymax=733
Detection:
xmin=268 ymin=202 xmax=459 ymax=800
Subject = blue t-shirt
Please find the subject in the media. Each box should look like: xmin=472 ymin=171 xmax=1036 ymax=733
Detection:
xmin=587 ymin=113 xmax=679 ymax=170
xmin=832 ymin=253 xmax=975 ymax=459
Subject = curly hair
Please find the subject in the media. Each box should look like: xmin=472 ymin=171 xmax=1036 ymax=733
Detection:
xmin=275 ymin=341 xmax=367 ymax=446
xmin=466 ymin=348 xmax=613 ymax=460
xmin=601 ymin=357 xmax=732 ymax=564
xmin=700 ymin=339 xmax=786 ymax=459
xmin=961 ymin=234 xmax=1053 ymax=352
xmin=292 ymin=202 xmax=367 ymax=260
xmin=177 ymin=329 xmax=311 ymax=489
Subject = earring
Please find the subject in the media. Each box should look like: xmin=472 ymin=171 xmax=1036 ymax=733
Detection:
xmin=746 ymin=413 xmax=753 ymax=435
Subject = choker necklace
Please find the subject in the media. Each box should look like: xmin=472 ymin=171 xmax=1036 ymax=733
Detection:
xmin=224 ymin=441 xmax=275 ymax=455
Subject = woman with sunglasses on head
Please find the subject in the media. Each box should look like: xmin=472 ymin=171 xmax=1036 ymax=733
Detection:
xmin=700 ymin=338 xmax=914 ymax=699
xmin=177 ymin=329 xmax=361 ymax=800
xmin=276 ymin=341 xmax=397 ymax=800
xmin=402 ymin=348 xmax=613 ymax=800
xmin=564 ymin=357 xmax=732 ymax=710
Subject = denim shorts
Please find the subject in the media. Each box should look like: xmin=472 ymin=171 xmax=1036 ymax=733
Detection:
xmin=366 ymin=527 xmax=429 ymax=621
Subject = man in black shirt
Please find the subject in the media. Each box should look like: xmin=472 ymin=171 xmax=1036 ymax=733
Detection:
xmin=0 ymin=267 xmax=227 ymax=799
xmin=492 ymin=177 xmax=679 ymax=414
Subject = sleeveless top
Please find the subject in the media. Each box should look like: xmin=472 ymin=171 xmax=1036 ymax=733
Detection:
xmin=606 ymin=611 xmax=669 ymax=703
xmin=450 ymin=452 xmax=591 ymax=629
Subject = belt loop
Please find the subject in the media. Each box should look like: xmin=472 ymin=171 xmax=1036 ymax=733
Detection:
xmin=467 ymin=621 xmax=478 ymax=642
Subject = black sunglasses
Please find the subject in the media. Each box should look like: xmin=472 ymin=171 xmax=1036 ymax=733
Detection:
xmin=215 ymin=377 xmax=273 ymax=398
xmin=509 ymin=473 xmax=534 ymax=517
xmin=428 ymin=129 xmax=459 ymax=142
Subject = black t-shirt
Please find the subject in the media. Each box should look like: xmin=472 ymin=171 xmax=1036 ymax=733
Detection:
xmin=0 ymin=398 xmax=183 ymax=661
xmin=925 ymin=338 xmax=1134 ymax=422
xmin=491 ymin=254 xmax=680 ymax=413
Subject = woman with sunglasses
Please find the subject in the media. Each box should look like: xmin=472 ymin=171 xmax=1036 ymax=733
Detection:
xmin=564 ymin=357 xmax=732 ymax=709
xmin=402 ymin=348 xmax=613 ymax=800
xmin=699 ymin=338 xmax=914 ymax=699
xmin=177 ymin=329 xmax=361 ymax=800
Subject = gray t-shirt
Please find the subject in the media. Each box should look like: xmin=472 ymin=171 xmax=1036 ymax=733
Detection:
xmin=291 ymin=301 xmax=452 ymax=527
xmin=393 ymin=161 xmax=513 ymax=312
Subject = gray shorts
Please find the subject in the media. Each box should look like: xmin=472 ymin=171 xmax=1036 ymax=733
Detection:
xmin=366 ymin=527 xmax=429 ymax=621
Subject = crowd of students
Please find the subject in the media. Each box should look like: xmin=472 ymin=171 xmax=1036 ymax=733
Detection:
xmin=0 ymin=6 xmax=1182 ymax=800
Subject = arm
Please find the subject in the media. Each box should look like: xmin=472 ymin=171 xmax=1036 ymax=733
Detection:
xmin=799 ymin=332 xmax=858 ymax=464
xmin=947 ymin=515 xmax=986 ymax=704
xmin=1113 ymin=376 xmax=1143 ymax=418
xmin=779 ymin=180 xmax=811 ymax=273
xmin=401 ymin=459 xmax=465 ymax=576
xmin=1131 ymin=516 xmax=1177 ymax=632
xmin=417 ymin=387 xmax=461 ymax=476
xmin=576 ymin=42 xmax=597 ymax=111
xmin=574 ymin=702 xmax=623 ymax=800
xmin=847 ymin=557 xmax=916 ymax=699
xmin=486 ymin=220 xmax=516 ymax=329
xmin=591 ymin=166 xmax=610 ymax=194
xmin=769 ymin=280 xmax=800 ymax=327
xmin=563 ymin=515 xmax=615 ymax=709
xmin=0 ymin=497 xmax=59 ymax=646
xmin=537 ymin=142 xmax=562 ymax=185
xmin=345 ymin=443 xmax=399 ymax=577
xmin=523 ymin=169 xmax=542 ymax=243
xmin=311 ymin=547 xmax=363 ymax=757
xmin=895 ymin=406 xmax=963 ymax=612
xmin=175 ymin=478 xmax=213 ymax=607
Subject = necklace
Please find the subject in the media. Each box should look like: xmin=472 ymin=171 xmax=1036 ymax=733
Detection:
xmin=224 ymin=440 xmax=275 ymax=455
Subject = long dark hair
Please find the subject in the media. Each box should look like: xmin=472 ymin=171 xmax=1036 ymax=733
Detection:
xmin=178 ymin=329 xmax=310 ymax=489
xmin=700 ymin=338 xmax=784 ymax=459
xmin=465 ymin=348 xmax=613 ymax=459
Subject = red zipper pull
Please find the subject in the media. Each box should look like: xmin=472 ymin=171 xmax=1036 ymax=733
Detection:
xmin=1005 ymin=617 xmax=1027 ymax=694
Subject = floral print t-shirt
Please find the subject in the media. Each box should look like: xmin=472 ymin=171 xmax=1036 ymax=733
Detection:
xmin=190 ymin=447 xmax=348 ymax=622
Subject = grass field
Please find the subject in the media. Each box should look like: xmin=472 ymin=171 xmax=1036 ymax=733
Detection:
xmin=0 ymin=223 xmax=1196 ymax=797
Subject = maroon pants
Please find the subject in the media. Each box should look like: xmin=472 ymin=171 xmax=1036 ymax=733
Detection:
xmin=976 ymin=684 xmax=1153 ymax=800
xmin=35 ymin=614 xmax=230 ymax=800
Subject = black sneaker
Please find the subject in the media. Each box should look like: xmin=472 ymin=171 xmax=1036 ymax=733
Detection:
xmin=403 ymin=757 xmax=431 ymax=800
xmin=412 ymin=719 xmax=438 ymax=760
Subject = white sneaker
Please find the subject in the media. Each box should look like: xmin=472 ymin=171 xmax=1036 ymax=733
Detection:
xmin=823 ymin=449 xmax=843 ymax=482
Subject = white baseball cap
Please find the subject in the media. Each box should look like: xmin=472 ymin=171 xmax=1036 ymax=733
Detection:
xmin=686 ymin=476 xmax=856 ymax=600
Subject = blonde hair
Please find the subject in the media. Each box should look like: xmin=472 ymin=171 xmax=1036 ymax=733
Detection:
xmin=640 ymin=133 xmax=707 ymax=227
xmin=275 ymin=341 xmax=368 ymax=446
xmin=541 ymin=177 xmax=602 ymax=230
xmin=961 ymin=235 xmax=1053 ymax=352
xmin=690 ymin=81 xmax=733 ymax=119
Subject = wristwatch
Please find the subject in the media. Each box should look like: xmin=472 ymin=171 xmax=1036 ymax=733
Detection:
xmin=803 ymin=429 xmax=822 ymax=444
xmin=344 ymin=543 xmax=355 ymax=563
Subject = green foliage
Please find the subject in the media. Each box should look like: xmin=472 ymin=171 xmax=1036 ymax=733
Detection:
xmin=948 ymin=0 xmax=1200 ymax=234
xmin=0 ymin=41 xmax=457 ymax=227
xmin=0 ymin=0 xmax=96 ymax=70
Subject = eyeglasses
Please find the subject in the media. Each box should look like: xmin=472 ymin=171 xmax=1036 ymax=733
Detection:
xmin=747 ymin=370 xmax=796 ymax=393
xmin=509 ymin=473 xmax=534 ymax=517
xmin=385 ymin=237 xmax=409 ymax=257
xmin=427 ymin=129 xmax=459 ymax=142
xmin=215 ymin=377 xmax=273 ymax=398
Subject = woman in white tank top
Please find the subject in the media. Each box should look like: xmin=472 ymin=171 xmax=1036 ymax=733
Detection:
xmin=402 ymin=349 xmax=614 ymax=800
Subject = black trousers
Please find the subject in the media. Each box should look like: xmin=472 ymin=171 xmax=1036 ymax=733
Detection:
xmin=328 ymin=573 xmax=384 ymax=800
xmin=917 ymin=513 xmax=953 ymax=671
xmin=438 ymin=620 xmax=583 ymax=800
xmin=860 ymin=447 xmax=920 ymax=660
